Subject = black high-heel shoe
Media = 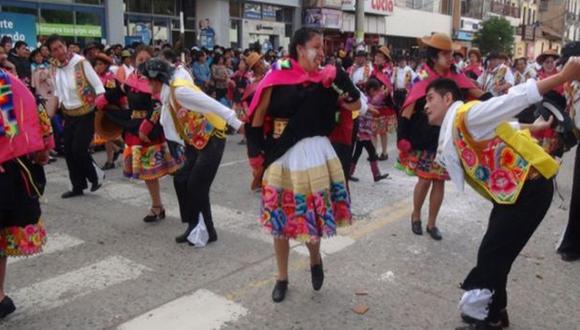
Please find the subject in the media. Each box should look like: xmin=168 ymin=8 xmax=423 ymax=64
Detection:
xmin=311 ymin=258 xmax=324 ymax=291
xmin=272 ymin=280 xmax=288 ymax=303
xmin=143 ymin=207 xmax=166 ymax=223
xmin=0 ymin=296 xmax=16 ymax=318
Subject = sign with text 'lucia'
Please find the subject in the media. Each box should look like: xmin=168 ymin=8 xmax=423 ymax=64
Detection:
xmin=0 ymin=13 xmax=37 ymax=46
xmin=342 ymin=0 xmax=394 ymax=16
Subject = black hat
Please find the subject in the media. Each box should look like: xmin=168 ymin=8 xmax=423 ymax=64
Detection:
xmin=557 ymin=41 xmax=580 ymax=66
xmin=141 ymin=58 xmax=175 ymax=84
xmin=537 ymin=91 xmax=573 ymax=131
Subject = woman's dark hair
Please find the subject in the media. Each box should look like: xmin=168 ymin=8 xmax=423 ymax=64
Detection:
xmin=513 ymin=58 xmax=526 ymax=67
xmin=46 ymin=34 xmax=66 ymax=49
xmin=424 ymin=46 xmax=459 ymax=74
xmin=135 ymin=45 xmax=154 ymax=58
xmin=366 ymin=77 xmax=382 ymax=93
xmin=195 ymin=50 xmax=206 ymax=62
xmin=289 ymin=27 xmax=322 ymax=60
xmin=426 ymin=78 xmax=462 ymax=102
xmin=213 ymin=53 xmax=224 ymax=66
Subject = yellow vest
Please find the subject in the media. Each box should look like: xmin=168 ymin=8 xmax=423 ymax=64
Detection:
xmin=453 ymin=101 xmax=559 ymax=204
xmin=169 ymin=79 xmax=227 ymax=149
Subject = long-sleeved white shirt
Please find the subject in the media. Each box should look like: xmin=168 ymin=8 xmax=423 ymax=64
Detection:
xmin=436 ymin=79 xmax=543 ymax=192
xmin=159 ymin=80 xmax=242 ymax=145
xmin=53 ymin=54 xmax=105 ymax=110
xmin=477 ymin=64 xmax=515 ymax=96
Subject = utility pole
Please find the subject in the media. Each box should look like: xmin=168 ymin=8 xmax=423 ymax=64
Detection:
xmin=355 ymin=0 xmax=365 ymax=46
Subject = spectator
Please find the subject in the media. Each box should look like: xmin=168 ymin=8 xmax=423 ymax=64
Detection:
xmin=8 ymin=41 xmax=31 ymax=86
xmin=40 ymin=45 xmax=51 ymax=61
xmin=192 ymin=50 xmax=211 ymax=89
xmin=0 ymin=36 xmax=12 ymax=54
xmin=30 ymin=49 xmax=55 ymax=102
xmin=116 ymin=49 xmax=134 ymax=83
xmin=0 ymin=47 xmax=16 ymax=75
xmin=210 ymin=53 xmax=229 ymax=103
xmin=68 ymin=42 xmax=81 ymax=54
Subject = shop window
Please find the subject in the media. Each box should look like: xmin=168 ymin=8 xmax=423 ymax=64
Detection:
xmin=281 ymin=8 xmax=294 ymax=23
xmin=125 ymin=0 xmax=152 ymax=14
xmin=230 ymin=0 xmax=241 ymax=18
xmin=1 ymin=5 xmax=37 ymax=16
xmin=262 ymin=5 xmax=280 ymax=21
xmin=153 ymin=0 xmax=175 ymax=16
xmin=182 ymin=0 xmax=196 ymax=17
xmin=40 ymin=8 xmax=74 ymax=24
xmin=76 ymin=11 xmax=101 ymax=25
xmin=230 ymin=19 xmax=240 ymax=48
xmin=285 ymin=24 xmax=293 ymax=39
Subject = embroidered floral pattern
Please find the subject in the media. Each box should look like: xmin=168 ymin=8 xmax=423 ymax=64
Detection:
xmin=0 ymin=219 xmax=46 ymax=257
xmin=260 ymin=181 xmax=351 ymax=242
xmin=123 ymin=143 xmax=183 ymax=180
xmin=396 ymin=150 xmax=450 ymax=181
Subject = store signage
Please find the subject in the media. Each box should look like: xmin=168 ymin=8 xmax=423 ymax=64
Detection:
xmin=304 ymin=0 xmax=343 ymax=8
xmin=244 ymin=3 xmax=262 ymax=20
xmin=342 ymin=0 xmax=394 ymax=16
xmin=522 ymin=25 xmax=535 ymax=41
xmin=0 ymin=13 xmax=37 ymax=46
xmin=303 ymin=8 xmax=343 ymax=29
xmin=454 ymin=31 xmax=474 ymax=41
xmin=38 ymin=23 xmax=101 ymax=38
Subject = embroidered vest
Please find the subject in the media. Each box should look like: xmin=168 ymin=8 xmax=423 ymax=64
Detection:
xmin=453 ymin=101 xmax=559 ymax=204
xmin=56 ymin=60 xmax=96 ymax=116
xmin=169 ymin=79 xmax=227 ymax=150
xmin=565 ymin=81 xmax=580 ymax=132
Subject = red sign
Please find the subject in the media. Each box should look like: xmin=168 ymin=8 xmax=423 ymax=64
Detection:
xmin=371 ymin=0 xmax=394 ymax=13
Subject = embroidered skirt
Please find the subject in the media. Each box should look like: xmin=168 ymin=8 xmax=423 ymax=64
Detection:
xmin=372 ymin=111 xmax=397 ymax=136
xmin=0 ymin=159 xmax=47 ymax=257
xmin=396 ymin=150 xmax=450 ymax=181
xmin=123 ymin=142 xmax=183 ymax=181
xmin=260 ymin=136 xmax=352 ymax=242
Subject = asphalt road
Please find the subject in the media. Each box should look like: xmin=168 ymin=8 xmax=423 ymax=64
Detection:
xmin=2 ymin=136 xmax=579 ymax=330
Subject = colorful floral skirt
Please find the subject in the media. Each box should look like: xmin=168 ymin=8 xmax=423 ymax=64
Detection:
xmin=260 ymin=136 xmax=352 ymax=242
xmin=123 ymin=142 xmax=183 ymax=181
xmin=396 ymin=150 xmax=450 ymax=181
xmin=372 ymin=112 xmax=397 ymax=136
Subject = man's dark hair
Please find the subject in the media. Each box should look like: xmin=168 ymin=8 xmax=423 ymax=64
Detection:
xmin=161 ymin=48 xmax=178 ymax=63
xmin=0 ymin=36 xmax=12 ymax=47
xmin=14 ymin=41 xmax=27 ymax=49
xmin=426 ymin=78 xmax=462 ymax=102
xmin=46 ymin=34 xmax=66 ymax=49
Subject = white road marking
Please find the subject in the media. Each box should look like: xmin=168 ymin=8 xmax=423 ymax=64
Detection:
xmin=117 ymin=289 xmax=248 ymax=330
xmin=219 ymin=159 xmax=247 ymax=168
xmin=8 ymin=233 xmax=84 ymax=265
xmin=10 ymin=256 xmax=150 ymax=320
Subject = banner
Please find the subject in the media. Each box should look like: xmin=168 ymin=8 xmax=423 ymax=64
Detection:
xmin=38 ymin=23 xmax=102 ymax=38
xmin=0 ymin=13 xmax=37 ymax=46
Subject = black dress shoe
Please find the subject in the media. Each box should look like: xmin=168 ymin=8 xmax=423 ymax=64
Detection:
xmin=102 ymin=162 xmax=115 ymax=170
xmin=311 ymin=259 xmax=324 ymax=291
xmin=349 ymin=176 xmax=360 ymax=182
xmin=175 ymin=224 xmax=196 ymax=244
xmin=426 ymin=226 xmax=443 ymax=241
xmin=272 ymin=280 xmax=288 ymax=303
xmin=0 ymin=296 xmax=16 ymax=318
xmin=560 ymin=251 xmax=580 ymax=262
xmin=61 ymin=190 xmax=84 ymax=199
xmin=411 ymin=220 xmax=423 ymax=235
xmin=143 ymin=207 xmax=166 ymax=223
xmin=373 ymin=173 xmax=389 ymax=182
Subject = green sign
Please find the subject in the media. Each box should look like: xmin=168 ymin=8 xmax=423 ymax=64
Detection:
xmin=38 ymin=23 xmax=102 ymax=37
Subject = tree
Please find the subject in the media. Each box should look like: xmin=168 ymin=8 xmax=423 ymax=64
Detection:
xmin=473 ymin=16 xmax=515 ymax=56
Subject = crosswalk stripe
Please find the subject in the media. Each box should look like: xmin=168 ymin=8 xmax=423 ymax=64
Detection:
xmin=8 ymin=233 xmax=84 ymax=265
xmin=117 ymin=289 xmax=248 ymax=330
xmin=10 ymin=256 xmax=150 ymax=320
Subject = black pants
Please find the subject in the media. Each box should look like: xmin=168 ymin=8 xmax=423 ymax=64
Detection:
xmin=352 ymin=140 xmax=379 ymax=164
xmin=173 ymin=137 xmax=225 ymax=237
xmin=63 ymin=111 xmax=97 ymax=192
xmin=393 ymin=89 xmax=408 ymax=112
xmin=461 ymin=178 xmax=554 ymax=322
xmin=558 ymin=146 xmax=580 ymax=255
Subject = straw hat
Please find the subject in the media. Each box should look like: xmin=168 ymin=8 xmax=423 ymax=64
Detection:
xmin=419 ymin=33 xmax=461 ymax=52
xmin=536 ymin=49 xmax=561 ymax=64
xmin=121 ymin=50 xmax=132 ymax=58
xmin=95 ymin=104 xmax=123 ymax=141
xmin=244 ymin=52 xmax=263 ymax=70
xmin=376 ymin=45 xmax=392 ymax=61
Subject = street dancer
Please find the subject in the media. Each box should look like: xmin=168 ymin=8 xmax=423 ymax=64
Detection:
xmin=99 ymin=46 xmax=182 ymax=222
xmin=397 ymin=33 xmax=482 ymax=241
xmin=370 ymin=45 xmax=396 ymax=160
xmin=47 ymin=34 xmax=105 ymax=198
xmin=0 ymin=69 xmax=54 ymax=318
xmin=423 ymin=56 xmax=580 ymax=330
xmin=245 ymin=27 xmax=361 ymax=303
xmin=141 ymin=58 xmax=243 ymax=245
